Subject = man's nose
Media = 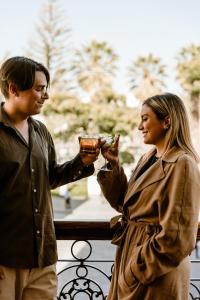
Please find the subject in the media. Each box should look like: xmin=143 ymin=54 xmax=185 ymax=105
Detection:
xmin=42 ymin=91 xmax=49 ymax=100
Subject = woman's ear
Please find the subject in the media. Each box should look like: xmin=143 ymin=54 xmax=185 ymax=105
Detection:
xmin=8 ymin=83 xmax=19 ymax=97
xmin=164 ymin=116 xmax=171 ymax=130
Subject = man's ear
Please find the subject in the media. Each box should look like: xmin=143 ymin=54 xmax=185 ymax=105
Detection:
xmin=164 ymin=116 xmax=171 ymax=130
xmin=8 ymin=83 xmax=19 ymax=97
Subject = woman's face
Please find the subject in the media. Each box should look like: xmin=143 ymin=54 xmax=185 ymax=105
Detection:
xmin=138 ymin=104 xmax=168 ymax=147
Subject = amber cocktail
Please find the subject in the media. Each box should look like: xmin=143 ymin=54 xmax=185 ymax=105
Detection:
xmin=79 ymin=136 xmax=100 ymax=154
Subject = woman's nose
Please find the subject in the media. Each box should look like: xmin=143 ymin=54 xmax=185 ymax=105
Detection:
xmin=138 ymin=122 xmax=143 ymax=130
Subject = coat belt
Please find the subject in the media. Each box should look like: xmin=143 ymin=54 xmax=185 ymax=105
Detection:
xmin=110 ymin=214 xmax=160 ymax=246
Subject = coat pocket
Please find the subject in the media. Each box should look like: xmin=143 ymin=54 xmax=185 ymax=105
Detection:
xmin=124 ymin=261 xmax=139 ymax=288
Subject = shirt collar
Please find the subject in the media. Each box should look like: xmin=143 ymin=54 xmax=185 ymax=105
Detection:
xmin=28 ymin=117 xmax=40 ymax=131
xmin=0 ymin=102 xmax=13 ymax=126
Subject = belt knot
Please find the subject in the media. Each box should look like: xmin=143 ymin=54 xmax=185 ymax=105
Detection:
xmin=110 ymin=215 xmax=160 ymax=246
xmin=110 ymin=214 xmax=128 ymax=246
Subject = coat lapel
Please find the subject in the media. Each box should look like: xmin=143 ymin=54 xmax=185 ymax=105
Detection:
xmin=124 ymin=146 xmax=186 ymax=206
xmin=124 ymin=159 xmax=165 ymax=205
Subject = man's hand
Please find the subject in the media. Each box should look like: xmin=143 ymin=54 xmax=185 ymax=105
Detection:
xmin=80 ymin=148 xmax=100 ymax=166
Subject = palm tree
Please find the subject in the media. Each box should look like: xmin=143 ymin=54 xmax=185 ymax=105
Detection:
xmin=71 ymin=40 xmax=119 ymax=99
xmin=176 ymin=44 xmax=200 ymax=121
xmin=128 ymin=53 xmax=167 ymax=101
xmin=26 ymin=0 xmax=72 ymax=92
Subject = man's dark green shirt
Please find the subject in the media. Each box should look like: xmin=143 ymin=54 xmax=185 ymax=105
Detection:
xmin=0 ymin=103 xmax=94 ymax=268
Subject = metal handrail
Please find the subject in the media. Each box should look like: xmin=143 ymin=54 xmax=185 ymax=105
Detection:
xmin=54 ymin=220 xmax=200 ymax=241
xmin=55 ymin=220 xmax=200 ymax=299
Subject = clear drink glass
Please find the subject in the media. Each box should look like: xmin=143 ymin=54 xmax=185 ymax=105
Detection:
xmin=100 ymin=135 xmax=114 ymax=171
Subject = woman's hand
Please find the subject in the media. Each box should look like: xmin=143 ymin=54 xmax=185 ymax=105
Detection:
xmin=101 ymin=134 xmax=120 ymax=168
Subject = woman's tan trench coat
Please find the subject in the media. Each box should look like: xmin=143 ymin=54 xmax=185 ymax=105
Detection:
xmin=97 ymin=146 xmax=200 ymax=300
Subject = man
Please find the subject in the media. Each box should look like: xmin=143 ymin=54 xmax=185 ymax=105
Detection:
xmin=0 ymin=56 xmax=98 ymax=299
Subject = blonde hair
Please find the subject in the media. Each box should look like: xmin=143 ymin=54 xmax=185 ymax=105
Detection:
xmin=143 ymin=93 xmax=200 ymax=162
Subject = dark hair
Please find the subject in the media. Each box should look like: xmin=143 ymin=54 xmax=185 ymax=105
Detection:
xmin=0 ymin=56 xmax=50 ymax=98
xmin=143 ymin=93 xmax=199 ymax=161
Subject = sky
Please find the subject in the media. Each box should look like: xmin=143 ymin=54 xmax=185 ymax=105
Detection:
xmin=0 ymin=0 xmax=200 ymax=101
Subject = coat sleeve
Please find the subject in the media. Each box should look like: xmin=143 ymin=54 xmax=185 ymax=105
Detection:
xmin=131 ymin=155 xmax=200 ymax=285
xmin=97 ymin=164 xmax=128 ymax=212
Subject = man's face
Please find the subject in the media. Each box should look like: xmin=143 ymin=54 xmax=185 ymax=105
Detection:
xmin=16 ymin=71 xmax=49 ymax=116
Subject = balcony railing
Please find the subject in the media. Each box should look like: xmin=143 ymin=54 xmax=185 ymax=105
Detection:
xmin=55 ymin=221 xmax=200 ymax=299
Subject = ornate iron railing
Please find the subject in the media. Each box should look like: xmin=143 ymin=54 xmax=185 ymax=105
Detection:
xmin=55 ymin=221 xmax=200 ymax=300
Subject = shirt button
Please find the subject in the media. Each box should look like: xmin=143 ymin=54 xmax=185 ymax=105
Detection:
xmin=78 ymin=170 xmax=82 ymax=175
xmin=36 ymin=230 xmax=40 ymax=234
xmin=33 ymin=189 xmax=37 ymax=193
xmin=31 ymin=168 xmax=35 ymax=173
xmin=35 ymin=208 xmax=39 ymax=213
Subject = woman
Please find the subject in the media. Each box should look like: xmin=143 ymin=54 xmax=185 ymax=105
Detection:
xmin=97 ymin=93 xmax=200 ymax=300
